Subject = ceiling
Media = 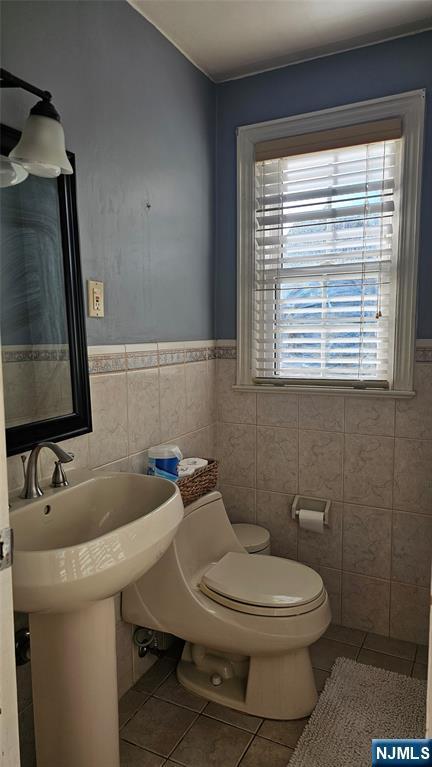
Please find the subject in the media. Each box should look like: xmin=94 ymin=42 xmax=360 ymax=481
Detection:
xmin=129 ymin=0 xmax=432 ymax=82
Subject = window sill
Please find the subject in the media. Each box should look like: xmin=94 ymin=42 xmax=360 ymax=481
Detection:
xmin=233 ymin=384 xmax=416 ymax=398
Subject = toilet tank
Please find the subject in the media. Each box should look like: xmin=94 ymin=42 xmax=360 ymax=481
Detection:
xmin=232 ymin=523 xmax=271 ymax=555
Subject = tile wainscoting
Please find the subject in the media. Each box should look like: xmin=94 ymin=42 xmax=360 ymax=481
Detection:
xmin=215 ymin=341 xmax=432 ymax=646
xmin=6 ymin=338 xmax=431 ymax=765
xmin=7 ymin=340 xmax=217 ymax=767
xmin=2 ymin=345 xmax=72 ymax=427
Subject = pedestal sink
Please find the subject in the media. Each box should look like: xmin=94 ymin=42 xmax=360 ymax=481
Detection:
xmin=9 ymin=469 xmax=184 ymax=767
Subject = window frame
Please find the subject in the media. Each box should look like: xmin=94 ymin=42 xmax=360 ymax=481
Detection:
xmin=236 ymin=90 xmax=425 ymax=396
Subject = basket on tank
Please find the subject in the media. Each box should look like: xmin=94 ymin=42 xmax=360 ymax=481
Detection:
xmin=177 ymin=459 xmax=218 ymax=506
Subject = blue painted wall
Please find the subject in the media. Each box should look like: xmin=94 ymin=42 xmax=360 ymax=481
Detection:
xmin=2 ymin=7 xmax=431 ymax=344
xmin=1 ymin=1 xmax=216 ymax=345
xmin=215 ymin=31 xmax=432 ymax=339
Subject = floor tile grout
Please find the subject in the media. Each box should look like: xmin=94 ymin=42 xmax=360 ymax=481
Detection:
xmin=120 ymin=733 xmax=168 ymax=759
xmin=121 ymin=706 xmax=202 ymax=762
xmin=151 ymin=690 xmax=206 ymax=715
xmin=199 ymin=710 xmax=260 ymax=734
xmin=166 ymin=710 xmax=202 ymax=761
xmin=233 ymin=732 xmax=255 ymax=767
xmin=236 ymin=739 xmax=254 ymax=767
xmin=256 ymin=729 xmax=288 ymax=746
xmin=119 ymin=690 xmax=151 ymax=731
xmin=324 ymin=630 xmax=424 ymax=662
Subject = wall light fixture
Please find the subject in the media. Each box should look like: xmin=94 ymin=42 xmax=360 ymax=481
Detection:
xmin=0 ymin=68 xmax=72 ymax=186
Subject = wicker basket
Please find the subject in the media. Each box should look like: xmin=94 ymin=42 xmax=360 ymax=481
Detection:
xmin=177 ymin=458 xmax=218 ymax=506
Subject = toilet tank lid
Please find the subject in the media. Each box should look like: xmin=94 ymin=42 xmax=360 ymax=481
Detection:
xmin=232 ymin=523 xmax=270 ymax=553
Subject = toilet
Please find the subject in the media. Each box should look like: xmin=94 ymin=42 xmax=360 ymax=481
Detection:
xmin=122 ymin=491 xmax=331 ymax=720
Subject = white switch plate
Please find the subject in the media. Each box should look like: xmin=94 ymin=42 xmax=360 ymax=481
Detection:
xmin=87 ymin=280 xmax=105 ymax=318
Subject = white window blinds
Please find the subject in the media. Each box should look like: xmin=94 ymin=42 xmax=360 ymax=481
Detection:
xmin=253 ymin=135 xmax=402 ymax=387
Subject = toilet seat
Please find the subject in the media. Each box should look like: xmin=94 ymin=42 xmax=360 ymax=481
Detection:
xmin=200 ymin=552 xmax=325 ymax=617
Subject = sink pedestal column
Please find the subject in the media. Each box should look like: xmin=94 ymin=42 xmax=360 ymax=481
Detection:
xmin=30 ymin=597 xmax=120 ymax=767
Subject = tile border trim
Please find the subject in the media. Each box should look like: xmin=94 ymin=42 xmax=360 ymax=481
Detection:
xmin=2 ymin=347 xmax=70 ymax=363
xmin=85 ymin=337 xmax=432 ymax=374
xmin=415 ymin=344 xmax=432 ymax=363
xmin=88 ymin=341 xmax=218 ymax=374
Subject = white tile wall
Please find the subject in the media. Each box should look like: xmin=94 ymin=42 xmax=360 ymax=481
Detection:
xmin=215 ymin=355 xmax=432 ymax=644
xmin=6 ymin=343 xmax=432 ymax=714
xmin=7 ymin=341 xmax=218 ymax=706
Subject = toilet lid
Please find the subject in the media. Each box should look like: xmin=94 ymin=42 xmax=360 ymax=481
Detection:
xmin=232 ymin=523 xmax=270 ymax=553
xmin=200 ymin=552 xmax=324 ymax=611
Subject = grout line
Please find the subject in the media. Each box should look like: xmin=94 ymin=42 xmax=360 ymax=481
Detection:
xmin=234 ymin=732 xmax=255 ymax=767
xmin=235 ymin=737 xmax=254 ymax=767
xmin=216 ymin=415 xmax=432 ymax=443
xmin=325 ymin=631 xmax=421 ymax=663
xmin=256 ymin=729 xmax=299 ymax=748
xmin=132 ymin=662 xmax=176 ymax=698
xmin=152 ymin=691 xmax=206 ymax=716
xmin=119 ymin=734 xmax=171 ymax=759
xmin=149 ymin=666 xmax=178 ymax=695
xmin=118 ymin=692 xmax=150 ymax=731
xmin=199 ymin=710 xmax=259 ymax=734
xmin=166 ymin=711 xmax=202 ymax=760
xmin=122 ymin=691 xmax=201 ymax=761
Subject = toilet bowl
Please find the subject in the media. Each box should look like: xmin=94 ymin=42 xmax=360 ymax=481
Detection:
xmin=122 ymin=491 xmax=331 ymax=719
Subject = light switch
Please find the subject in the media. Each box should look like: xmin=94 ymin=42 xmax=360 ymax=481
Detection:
xmin=87 ymin=280 xmax=105 ymax=318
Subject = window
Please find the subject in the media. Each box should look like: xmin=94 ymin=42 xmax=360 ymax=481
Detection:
xmin=237 ymin=92 xmax=425 ymax=394
xmin=255 ymin=132 xmax=401 ymax=386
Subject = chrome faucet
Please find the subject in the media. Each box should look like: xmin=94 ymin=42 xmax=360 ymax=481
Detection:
xmin=20 ymin=442 xmax=74 ymax=499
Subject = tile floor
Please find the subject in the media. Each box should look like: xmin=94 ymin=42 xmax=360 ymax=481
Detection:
xmin=119 ymin=627 xmax=428 ymax=767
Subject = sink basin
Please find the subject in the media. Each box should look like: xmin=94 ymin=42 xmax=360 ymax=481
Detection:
xmin=9 ymin=469 xmax=184 ymax=767
xmin=10 ymin=469 xmax=184 ymax=613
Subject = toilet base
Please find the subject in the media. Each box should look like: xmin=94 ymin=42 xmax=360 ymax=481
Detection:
xmin=177 ymin=641 xmax=318 ymax=720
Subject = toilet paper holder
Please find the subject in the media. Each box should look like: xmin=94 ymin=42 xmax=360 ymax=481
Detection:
xmin=291 ymin=495 xmax=331 ymax=526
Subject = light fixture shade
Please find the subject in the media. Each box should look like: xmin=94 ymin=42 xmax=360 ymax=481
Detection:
xmin=9 ymin=114 xmax=73 ymax=178
xmin=0 ymin=155 xmax=28 ymax=187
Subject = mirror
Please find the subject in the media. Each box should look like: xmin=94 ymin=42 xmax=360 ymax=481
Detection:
xmin=0 ymin=124 xmax=91 ymax=455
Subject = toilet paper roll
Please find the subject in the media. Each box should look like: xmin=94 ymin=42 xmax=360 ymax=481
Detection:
xmin=298 ymin=508 xmax=324 ymax=534
xmin=179 ymin=458 xmax=208 ymax=470
xmin=178 ymin=465 xmax=197 ymax=478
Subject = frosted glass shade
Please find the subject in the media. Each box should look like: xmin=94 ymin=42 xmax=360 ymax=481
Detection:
xmin=9 ymin=114 xmax=73 ymax=178
xmin=0 ymin=155 xmax=28 ymax=187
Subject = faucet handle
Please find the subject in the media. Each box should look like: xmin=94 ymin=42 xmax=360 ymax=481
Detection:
xmin=51 ymin=460 xmax=70 ymax=488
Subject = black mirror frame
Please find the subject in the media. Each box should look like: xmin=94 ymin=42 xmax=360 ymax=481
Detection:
xmin=1 ymin=124 xmax=92 ymax=456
